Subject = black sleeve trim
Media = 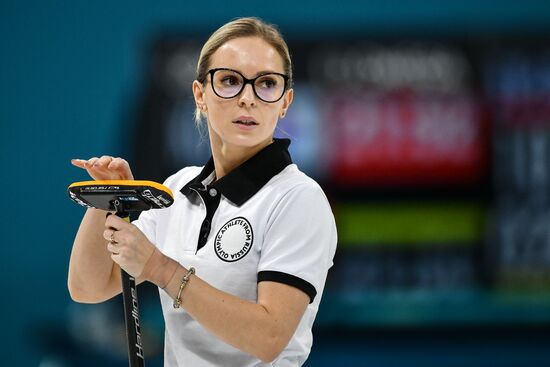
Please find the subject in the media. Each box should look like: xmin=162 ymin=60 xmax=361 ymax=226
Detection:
xmin=257 ymin=271 xmax=317 ymax=303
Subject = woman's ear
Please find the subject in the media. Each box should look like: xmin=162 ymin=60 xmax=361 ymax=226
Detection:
xmin=192 ymin=80 xmax=207 ymax=111
xmin=279 ymin=88 xmax=294 ymax=118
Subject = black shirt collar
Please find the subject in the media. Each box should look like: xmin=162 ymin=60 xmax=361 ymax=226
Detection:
xmin=180 ymin=138 xmax=292 ymax=206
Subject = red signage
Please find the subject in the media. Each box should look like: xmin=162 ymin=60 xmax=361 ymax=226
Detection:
xmin=326 ymin=90 xmax=488 ymax=186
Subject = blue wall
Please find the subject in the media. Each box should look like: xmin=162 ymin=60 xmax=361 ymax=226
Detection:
xmin=2 ymin=1 xmax=550 ymax=365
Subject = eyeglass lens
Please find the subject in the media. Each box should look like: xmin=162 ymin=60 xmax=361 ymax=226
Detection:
xmin=211 ymin=69 xmax=286 ymax=102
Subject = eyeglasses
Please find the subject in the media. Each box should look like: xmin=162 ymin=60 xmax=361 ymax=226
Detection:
xmin=204 ymin=68 xmax=289 ymax=103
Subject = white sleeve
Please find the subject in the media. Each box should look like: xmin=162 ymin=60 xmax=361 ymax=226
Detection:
xmin=132 ymin=208 xmax=157 ymax=245
xmin=257 ymin=183 xmax=337 ymax=303
xmin=131 ymin=168 xmax=189 ymax=245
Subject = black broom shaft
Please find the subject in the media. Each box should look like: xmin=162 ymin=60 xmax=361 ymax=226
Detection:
xmin=114 ymin=203 xmax=145 ymax=367
xmin=121 ymin=268 xmax=145 ymax=367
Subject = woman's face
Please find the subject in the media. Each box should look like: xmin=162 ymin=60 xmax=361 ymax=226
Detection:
xmin=193 ymin=36 xmax=293 ymax=152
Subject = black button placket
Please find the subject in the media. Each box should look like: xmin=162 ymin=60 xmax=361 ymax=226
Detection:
xmin=191 ymin=184 xmax=221 ymax=253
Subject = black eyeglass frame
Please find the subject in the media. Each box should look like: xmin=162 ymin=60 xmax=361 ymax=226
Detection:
xmin=202 ymin=68 xmax=290 ymax=103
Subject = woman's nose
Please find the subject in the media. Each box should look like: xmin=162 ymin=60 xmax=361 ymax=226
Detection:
xmin=238 ymin=83 xmax=257 ymax=107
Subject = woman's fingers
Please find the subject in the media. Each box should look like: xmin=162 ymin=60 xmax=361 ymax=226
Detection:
xmin=108 ymin=157 xmax=125 ymax=170
xmin=103 ymin=228 xmax=117 ymax=242
xmin=106 ymin=224 xmax=154 ymax=276
xmin=86 ymin=157 xmax=99 ymax=167
xmin=70 ymin=155 xmax=134 ymax=180
xmin=102 ymin=219 xmax=154 ymax=277
xmin=108 ymin=157 xmax=134 ymax=180
xmin=107 ymin=241 xmax=119 ymax=255
xmin=105 ymin=214 xmax=129 ymax=234
xmin=95 ymin=155 xmax=113 ymax=168
xmin=107 ymin=157 xmax=120 ymax=169
xmin=70 ymin=159 xmax=87 ymax=168
xmin=70 ymin=157 xmax=104 ymax=180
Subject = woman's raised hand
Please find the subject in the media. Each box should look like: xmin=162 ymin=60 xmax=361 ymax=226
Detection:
xmin=71 ymin=156 xmax=134 ymax=181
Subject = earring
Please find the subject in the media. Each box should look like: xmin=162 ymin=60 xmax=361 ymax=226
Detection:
xmin=280 ymin=112 xmax=286 ymax=118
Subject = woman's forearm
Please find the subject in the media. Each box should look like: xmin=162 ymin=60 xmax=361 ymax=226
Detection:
xmin=162 ymin=266 xmax=307 ymax=363
xmin=68 ymin=208 xmax=121 ymax=303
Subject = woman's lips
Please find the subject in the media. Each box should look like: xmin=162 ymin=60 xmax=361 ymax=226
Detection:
xmin=232 ymin=116 xmax=258 ymax=125
xmin=232 ymin=116 xmax=259 ymax=130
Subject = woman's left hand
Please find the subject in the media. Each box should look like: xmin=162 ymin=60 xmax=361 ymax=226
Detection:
xmin=104 ymin=214 xmax=155 ymax=278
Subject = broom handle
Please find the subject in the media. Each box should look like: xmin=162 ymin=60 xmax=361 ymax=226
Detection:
xmin=115 ymin=203 xmax=145 ymax=367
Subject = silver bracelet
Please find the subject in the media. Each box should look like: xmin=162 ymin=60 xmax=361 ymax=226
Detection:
xmin=173 ymin=267 xmax=195 ymax=309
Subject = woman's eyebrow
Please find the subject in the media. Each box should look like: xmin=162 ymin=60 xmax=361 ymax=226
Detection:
xmin=253 ymin=70 xmax=278 ymax=76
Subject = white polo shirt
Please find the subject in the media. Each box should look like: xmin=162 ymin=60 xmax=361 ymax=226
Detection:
xmin=133 ymin=139 xmax=337 ymax=367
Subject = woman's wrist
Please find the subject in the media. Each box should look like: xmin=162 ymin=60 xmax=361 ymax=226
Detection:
xmin=140 ymin=248 xmax=179 ymax=288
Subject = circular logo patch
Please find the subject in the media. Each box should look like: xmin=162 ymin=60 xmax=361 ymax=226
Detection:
xmin=214 ymin=217 xmax=254 ymax=262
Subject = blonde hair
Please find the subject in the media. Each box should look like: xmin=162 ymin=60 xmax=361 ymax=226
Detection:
xmin=194 ymin=17 xmax=293 ymax=126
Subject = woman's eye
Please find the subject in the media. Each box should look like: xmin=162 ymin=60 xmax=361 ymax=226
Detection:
xmin=221 ymin=76 xmax=239 ymax=86
xmin=258 ymin=78 xmax=277 ymax=88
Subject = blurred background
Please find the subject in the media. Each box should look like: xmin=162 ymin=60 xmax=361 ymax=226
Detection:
xmin=2 ymin=1 xmax=550 ymax=366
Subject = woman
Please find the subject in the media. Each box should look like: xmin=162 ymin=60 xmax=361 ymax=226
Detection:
xmin=69 ymin=17 xmax=337 ymax=366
